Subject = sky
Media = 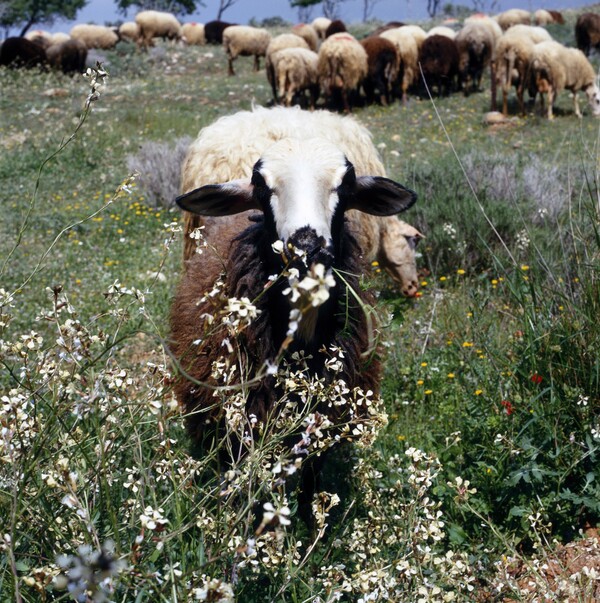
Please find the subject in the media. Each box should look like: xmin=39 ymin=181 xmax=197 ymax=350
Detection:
xmin=36 ymin=1 xmax=600 ymax=33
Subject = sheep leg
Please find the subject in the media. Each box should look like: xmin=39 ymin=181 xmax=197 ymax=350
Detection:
xmin=573 ymin=91 xmax=582 ymax=118
xmin=254 ymin=55 xmax=260 ymax=71
xmin=547 ymin=87 xmax=554 ymax=119
xmin=228 ymin=57 xmax=235 ymax=76
xmin=341 ymin=88 xmax=350 ymax=113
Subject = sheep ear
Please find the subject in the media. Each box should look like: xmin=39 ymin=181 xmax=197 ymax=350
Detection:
xmin=175 ymin=179 xmax=260 ymax=216
xmin=348 ymin=176 xmax=417 ymax=216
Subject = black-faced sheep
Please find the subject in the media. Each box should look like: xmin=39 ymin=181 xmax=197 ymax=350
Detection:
xmin=204 ymin=20 xmax=235 ymax=45
xmin=222 ymin=25 xmax=271 ymax=76
xmin=171 ymin=106 xmax=417 ymax=511
xmin=317 ymin=32 xmax=368 ymax=112
xmin=530 ymin=40 xmax=600 ymax=119
xmin=265 ymin=33 xmax=310 ymax=102
xmin=0 ymin=37 xmax=46 ymax=69
xmin=46 ymin=38 xmax=87 ymax=75
xmin=575 ymin=13 xmax=600 ymax=57
xmin=418 ymin=34 xmax=459 ymax=97
xmin=325 ymin=19 xmax=347 ymax=38
xmin=360 ymin=36 xmax=399 ymax=106
xmin=70 ymin=24 xmax=119 ymax=50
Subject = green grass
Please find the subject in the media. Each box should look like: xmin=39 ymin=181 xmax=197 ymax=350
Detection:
xmin=1 ymin=17 xmax=600 ymax=600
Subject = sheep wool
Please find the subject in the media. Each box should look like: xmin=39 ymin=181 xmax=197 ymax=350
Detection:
xmin=135 ymin=10 xmax=182 ymax=47
xmin=182 ymin=22 xmax=205 ymax=46
xmin=273 ymin=47 xmax=319 ymax=107
xmin=495 ymin=9 xmax=531 ymax=31
xmin=380 ymin=27 xmax=419 ymax=103
xmin=222 ymin=25 xmax=272 ymax=75
xmin=311 ymin=17 xmax=332 ymax=40
xmin=318 ymin=32 xmax=368 ymax=112
xmin=70 ymin=24 xmax=118 ymax=50
xmin=265 ymin=33 xmax=310 ymax=102
xmin=118 ymin=21 xmax=140 ymax=43
xmin=292 ymin=23 xmax=318 ymax=51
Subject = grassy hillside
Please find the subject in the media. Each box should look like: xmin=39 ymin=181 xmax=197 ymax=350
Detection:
xmin=1 ymin=13 xmax=600 ymax=601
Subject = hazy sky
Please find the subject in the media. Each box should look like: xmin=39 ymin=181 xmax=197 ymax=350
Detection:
xmin=36 ymin=1 xmax=600 ymax=32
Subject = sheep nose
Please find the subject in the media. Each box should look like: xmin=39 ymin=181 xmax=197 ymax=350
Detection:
xmin=285 ymin=227 xmax=333 ymax=269
xmin=403 ymin=281 xmax=419 ymax=298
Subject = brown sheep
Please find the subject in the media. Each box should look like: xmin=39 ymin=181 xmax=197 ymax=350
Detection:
xmin=360 ymin=36 xmax=399 ymax=106
xmin=46 ymin=38 xmax=87 ymax=75
xmin=576 ymin=13 xmax=600 ymax=56
xmin=0 ymin=37 xmax=46 ymax=69
xmin=325 ymin=19 xmax=347 ymax=38
xmin=418 ymin=34 xmax=459 ymax=97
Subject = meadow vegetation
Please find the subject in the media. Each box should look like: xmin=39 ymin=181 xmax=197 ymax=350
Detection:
xmin=1 ymin=9 xmax=600 ymax=601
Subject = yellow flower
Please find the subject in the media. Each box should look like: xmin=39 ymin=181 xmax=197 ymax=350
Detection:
xmin=417 ymin=379 xmax=424 ymax=386
xmin=521 ymin=265 xmax=529 ymax=271
xmin=440 ymin=276 xmax=447 ymax=282
xmin=447 ymin=373 xmax=455 ymax=379
xmin=420 ymin=362 xmax=428 ymax=367
xmin=371 ymin=260 xmax=379 ymax=267
xmin=424 ymin=390 xmax=433 ymax=395
xmin=457 ymin=269 xmax=465 ymax=275
xmin=462 ymin=341 xmax=474 ymax=347
xmin=397 ymin=435 xmax=405 ymax=441
xmin=421 ymin=280 xmax=428 ymax=287
xmin=475 ymin=389 xmax=483 ymax=395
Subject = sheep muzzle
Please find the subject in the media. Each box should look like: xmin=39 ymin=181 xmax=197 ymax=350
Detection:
xmin=284 ymin=227 xmax=334 ymax=272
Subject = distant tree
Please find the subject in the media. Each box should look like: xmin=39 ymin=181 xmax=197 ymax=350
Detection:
xmin=361 ymin=0 xmax=382 ymax=21
xmin=115 ymin=0 xmax=201 ymax=17
xmin=290 ymin=0 xmax=317 ymax=21
xmin=427 ymin=0 xmax=442 ymax=18
xmin=0 ymin=0 xmax=87 ymax=36
xmin=470 ymin=0 xmax=499 ymax=12
xmin=215 ymin=0 xmax=239 ymax=20
xmin=290 ymin=0 xmax=347 ymax=20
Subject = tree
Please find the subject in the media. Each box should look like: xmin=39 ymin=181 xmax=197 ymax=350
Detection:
xmin=115 ymin=0 xmax=200 ymax=17
xmin=216 ymin=0 xmax=239 ymax=20
xmin=0 ymin=0 xmax=87 ymax=36
xmin=289 ymin=0 xmax=347 ymax=20
xmin=426 ymin=0 xmax=442 ymax=18
xmin=362 ymin=0 xmax=381 ymax=21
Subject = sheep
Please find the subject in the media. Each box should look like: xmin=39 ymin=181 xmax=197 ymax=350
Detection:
xmin=172 ymin=106 xmax=417 ymax=511
xmin=547 ymin=10 xmax=565 ymax=25
xmin=135 ymin=10 xmax=183 ymax=48
xmin=400 ymin=24 xmax=428 ymax=51
xmin=494 ymin=25 xmax=552 ymax=115
xmin=292 ymin=23 xmax=318 ymax=51
xmin=494 ymin=9 xmax=531 ymax=31
xmin=426 ymin=26 xmax=457 ymax=40
xmin=222 ymin=25 xmax=272 ymax=76
xmin=0 ymin=37 xmax=46 ymax=68
xmin=46 ymin=38 xmax=87 ymax=75
xmin=182 ymin=22 xmax=205 ymax=46
xmin=204 ymin=20 xmax=235 ymax=45
xmin=369 ymin=21 xmax=406 ymax=37
xmin=265 ymin=34 xmax=310 ymax=102
xmin=418 ymin=34 xmax=459 ymax=97
xmin=325 ymin=19 xmax=347 ymax=38
xmin=575 ymin=13 xmax=600 ymax=57
xmin=70 ymin=24 xmax=119 ymax=50
xmin=380 ymin=27 xmax=419 ymax=104
xmin=360 ymin=36 xmax=399 ymax=106
xmin=530 ymin=40 xmax=600 ymax=119
xmin=311 ymin=17 xmax=332 ymax=40
xmin=533 ymin=9 xmax=553 ymax=26
xmin=317 ymin=32 xmax=368 ymax=112
xmin=118 ymin=21 xmax=140 ymax=43
xmin=51 ymin=33 xmax=71 ymax=45
xmin=25 ymin=29 xmax=52 ymax=48
xmin=455 ymin=20 xmax=497 ymax=93
xmin=272 ymin=47 xmax=319 ymax=108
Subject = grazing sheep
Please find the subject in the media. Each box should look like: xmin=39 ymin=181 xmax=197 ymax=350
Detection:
xmin=118 ymin=21 xmax=140 ymax=43
xmin=222 ymin=25 xmax=271 ymax=76
xmin=533 ymin=9 xmax=553 ymax=26
xmin=70 ymin=24 xmax=119 ymax=50
xmin=426 ymin=26 xmax=457 ymax=40
xmin=204 ymin=20 xmax=235 ymax=45
xmin=325 ymin=19 xmax=347 ymax=38
xmin=369 ymin=21 xmax=406 ymax=37
xmin=265 ymin=33 xmax=310 ymax=102
xmin=317 ymin=32 xmax=368 ymax=112
xmin=401 ymin=24 xmax=427 ymax=50
xmin=530 ymin=40 xmax=600 ymax=119
xmin=380 ymin=27 xmax=419 ymax=103
xmin=456 ymin=20 xmax=496 ymax=93
xmin=273 ymin=47 xmax=319 ymax=107
xmin=182 ymin=22 xmax=205 ymax=46
xmin=418 ymin=34 xmax=459 ymax=97
xmin=495 ymin=9 xmax=531 ymax=31
xmin=547 ymin=10 xmax=565 ymax=25
xmin=575 ymin=13 xmax=600 ymax=57
xmin=135 ymin=10 xmax=182 ymax=48
xmin=0 ymin=37 xmax=46 ymax=68
xmin=311 ymin=17 xmax=332 ymax=40
xmin=292 ymin=23 xmax=318 ymax=51
xmin=172 ymin=105 xmax=417 ymax=511
xmin=46 ymin=38 xmax=87 ymax=75
xmin=360 ymin=36 xmax=399 ymax=106
xmin=51 ymin=33 xmax=71 ymax=45
xmin=495 ymin=25 xmax=552 ymax=115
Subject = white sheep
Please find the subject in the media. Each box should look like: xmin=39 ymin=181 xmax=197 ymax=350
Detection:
xmin=273 ymin=47 xmax=319 ymax=107
xmin=265 ymin=33 xmax=310 ymax=101
xmin=182 ymin=22 xmax=205 ymax=46
xmin=530 ymin=40 xmax=600 ymax=119
xmin=70 ymin=24 xmax=119 ymax=50
xmin=380 ymin=27 xmax=419 ymax=103
xmin=118 ymin=21 xmax=140 ymax=43
xmin=495 ymin=25 xmax=552 ymax=115
xmin=533 ymin=9 xmax=553 ymax=26
xmin=51 ymin=32 xmax=71 ymax=45
xmin=222 ymin=25 xmax=272 ymax=76
xmin=400 ymin=24 xmax=427 ymax=50
xmin=292 ymin=23 xmax=318 ymax=51
xmin=494 ymin=9 xmax=531 ymax=31
xmin=464 ymin=14 xmax=503 ymax=41
xmin=317 ymin=32 xmax=368 ymax=112
xmin=312 ymin=17 xmax=332 ymax=41
xmin=135 ymin=10 xmax=182 ymax=48
xmin=427 ymin=26 xmax=457 ymax=40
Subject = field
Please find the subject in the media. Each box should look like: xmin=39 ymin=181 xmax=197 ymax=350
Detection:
xmin=1 ymin=10 xmax=600 ymax=602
